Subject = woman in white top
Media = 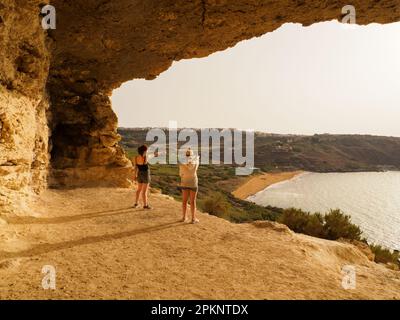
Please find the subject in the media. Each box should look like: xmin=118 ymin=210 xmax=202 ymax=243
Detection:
xmin=179 ymin=149 xmax=199 ymax=224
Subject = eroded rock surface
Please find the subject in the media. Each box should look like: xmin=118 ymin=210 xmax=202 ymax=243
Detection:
xmin=1 ymin=0 xmax=400 ymax=213
xmin=0 ymin=0 xmax=50 ymax=214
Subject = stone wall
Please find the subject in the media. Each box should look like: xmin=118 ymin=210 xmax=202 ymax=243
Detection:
xmin=0 ymin=0 xmax=50 ymax=214
xmin=47 ymin=79 xmax=132 ymax=188
xmin=1 ymin=0 xmax=400 ymax=214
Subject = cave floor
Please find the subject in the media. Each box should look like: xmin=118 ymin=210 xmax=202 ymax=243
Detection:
xmin=0 ymin=187 xmax=399 ymax=299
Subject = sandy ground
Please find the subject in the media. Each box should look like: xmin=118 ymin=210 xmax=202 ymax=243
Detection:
xmin=0 ymin=187 xmax=399 ymax=300
xmin=232 ymin=171 xmax=304 ymax=200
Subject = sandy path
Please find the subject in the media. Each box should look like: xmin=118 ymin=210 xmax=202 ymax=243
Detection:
xmin=232 ymin=171 xmax=304 ymax=200
xmin=0 ymin=187 xmax=399 ymax=300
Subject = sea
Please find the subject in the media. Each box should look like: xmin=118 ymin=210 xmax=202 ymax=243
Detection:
xmin=248 ymin=171 xmax=400 ymax=251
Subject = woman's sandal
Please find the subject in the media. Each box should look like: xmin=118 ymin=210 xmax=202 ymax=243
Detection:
xmin=191 ymin=218 xmax=200 ymax=224
xmin=143 ymin=205 xmax=152 ymax=210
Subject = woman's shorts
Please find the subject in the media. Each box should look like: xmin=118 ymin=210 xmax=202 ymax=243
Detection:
xmin=137 ymin=171 xmax=151 ymax=184
xmin=177 ymin=186 xmax=198 ymax=192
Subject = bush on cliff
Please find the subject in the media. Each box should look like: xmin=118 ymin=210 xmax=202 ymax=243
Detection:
xmin=370 ymin=244 xmax=400 ymax=266
xmin=323 ymin=209 xmax=363 ymax=241
xmin=201 ymin=193 xmax=231 ymax=218
xmin=278 ymin=208 xmax=362 ymax=241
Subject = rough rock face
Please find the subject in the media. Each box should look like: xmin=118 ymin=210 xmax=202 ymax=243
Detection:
xmin=0 ymin=0 xmax=50 ymax=214
xmin=1 ymin=0 xmax=400 ymax=213
xmin=48 ymin=87 xmax=132 ymax=188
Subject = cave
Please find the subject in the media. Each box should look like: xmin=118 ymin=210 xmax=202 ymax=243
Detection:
xmin=1 ymin=0 xmax=400 ymax=214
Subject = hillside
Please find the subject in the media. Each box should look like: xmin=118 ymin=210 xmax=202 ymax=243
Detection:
xmin=0 ymin=188 xmax=399 ymax=299
xmin=119 ymin=128 xmax=400 ymax=172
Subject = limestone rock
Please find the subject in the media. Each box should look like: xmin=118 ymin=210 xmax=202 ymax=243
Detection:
xmin=252 ymin=220 xmax=293 ymax=235
xmin=1 ymin=0 xmax=400 ymax=214
xmin=338 ymin=238 xmax=376 ymax=262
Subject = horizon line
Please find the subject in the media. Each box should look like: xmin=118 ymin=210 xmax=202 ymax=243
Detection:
xmin=117 ymin=127 xmax=400 ymax=139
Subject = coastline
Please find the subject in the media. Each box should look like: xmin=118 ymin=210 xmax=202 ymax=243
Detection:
xmin=232 ymin=171 xmax=304 ymax=200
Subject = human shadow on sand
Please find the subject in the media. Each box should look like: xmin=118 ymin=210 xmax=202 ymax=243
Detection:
xmin=0 ymin=207 xmax=144 ymax=225
xmin=0 ymin=220 xmax=188 ymax=260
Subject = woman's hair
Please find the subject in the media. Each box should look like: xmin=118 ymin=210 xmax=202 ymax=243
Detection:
xmin=138 ymin=145 xmax=148 ymax=156
xmin=186 ymin=148 xmax=194 ymax=157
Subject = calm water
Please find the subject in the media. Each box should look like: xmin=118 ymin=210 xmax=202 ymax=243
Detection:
xmin=248 ymin=172 xmax=400 ymax=251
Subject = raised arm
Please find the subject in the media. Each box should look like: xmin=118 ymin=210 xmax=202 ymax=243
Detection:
xmin=132 ymin=156 xmax=138 ymax=180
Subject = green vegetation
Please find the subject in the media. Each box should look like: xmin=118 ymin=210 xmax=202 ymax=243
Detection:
xmin=278 ymin=208 xmax=326 ymax=238
xmin=201 ymin=193 xmax=230 ymax=219
xmin=323 ymin=209 xmax=363 ymax=240
xmin=125 ymin=148 xmax=138 ymax=158
xmin=370 ymin=245 xmax=400 ymax=266
xmin=200 ymin=192 xmax=281 ymax=223
xmin=278 ymin=208 xmax=363 ymax=241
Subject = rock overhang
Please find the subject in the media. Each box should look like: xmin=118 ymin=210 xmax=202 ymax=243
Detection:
xmin=1 ymin=0 xmax=400 ymax=213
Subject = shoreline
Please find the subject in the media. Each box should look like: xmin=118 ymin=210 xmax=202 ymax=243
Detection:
xmin=232 ymin=171 xmax=304 ymax=200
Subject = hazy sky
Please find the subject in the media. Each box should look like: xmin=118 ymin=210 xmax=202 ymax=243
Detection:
xmin=112 ymin=21 xmax=400 ymax=136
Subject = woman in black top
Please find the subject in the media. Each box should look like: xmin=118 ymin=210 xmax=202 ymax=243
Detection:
xmin=133 ymin=145 xmax=151 ymax=209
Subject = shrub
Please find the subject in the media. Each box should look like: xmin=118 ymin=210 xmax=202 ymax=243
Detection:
xmin=323 ymin=209 xmax=362 ymax=241
xmin=303 ymin=212 xmax=326 ymax=238
xmin=279 ymin=208 xmax=312 ymax=232
xmin=201 ymin=193 xmax=231 ymax=218
xmin=278 ymin=208 xmax=362 ymax=241
xmin=228 ymin=210 xmax=251 ymax=223
xmin=370 ymin=244 xmax=400 ymax=266
xmin=278 ymin=208 xmax=326 ymax=238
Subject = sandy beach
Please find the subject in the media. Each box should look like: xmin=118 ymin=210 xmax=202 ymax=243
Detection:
xmin=232 ymin=171 xmax=304 ymax=200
